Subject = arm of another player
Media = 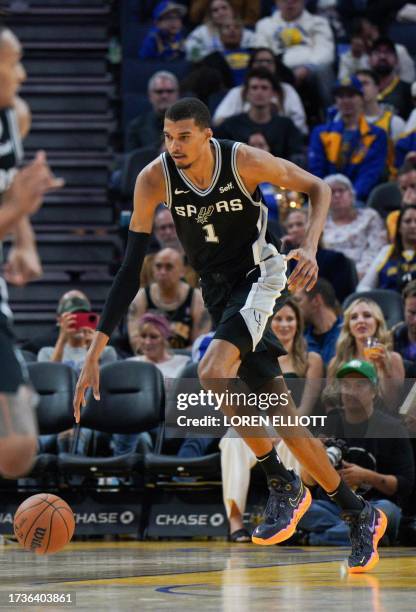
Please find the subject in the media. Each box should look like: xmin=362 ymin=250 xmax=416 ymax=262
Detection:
xmin=237 ymin=144 xmax=331 ymax=292
xmin=73 ymin=160 xmax=165 ymax=422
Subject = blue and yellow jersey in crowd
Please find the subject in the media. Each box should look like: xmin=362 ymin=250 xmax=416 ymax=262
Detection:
xmin=308 ymin=115 xmax=388 ymax=201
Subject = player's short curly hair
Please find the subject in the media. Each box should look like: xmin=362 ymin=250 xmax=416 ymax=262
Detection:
xmin=165 ymin=97 xmax=211 ymax=129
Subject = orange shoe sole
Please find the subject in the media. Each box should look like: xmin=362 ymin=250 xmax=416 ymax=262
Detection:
xmin=348 ymin=509 xmax=388 ymax=574
xmin=252 ymin=487 xmax=312 ymax=546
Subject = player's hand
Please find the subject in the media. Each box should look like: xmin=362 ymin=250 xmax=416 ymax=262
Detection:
xmin=285 ymin=247 xmax=318 ymax=292
xmin=4 ymin=151 xmax=64 ymax=217
xmin=73 ymin=358 xmax=100 ymax=424
xmin=3 ymin=245 xmax=43 ymax=286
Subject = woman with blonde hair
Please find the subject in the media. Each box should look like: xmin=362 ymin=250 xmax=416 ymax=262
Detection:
xmin=328 ymin=298 xmax=404 ymax=410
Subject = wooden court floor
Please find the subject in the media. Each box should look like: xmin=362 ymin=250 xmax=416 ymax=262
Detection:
xmin=0 ymin=541 xmax=415 ymax=611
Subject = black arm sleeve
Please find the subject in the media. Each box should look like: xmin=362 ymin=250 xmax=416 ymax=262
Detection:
xmin=97 ymin=230 xmax=150 ymax=337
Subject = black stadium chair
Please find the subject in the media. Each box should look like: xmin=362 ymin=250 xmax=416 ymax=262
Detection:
xmin=343 ymin=289 xmax=404 ymax=328
xmin=26 ymin=362 xmax=76 ymax=479
xmin=58 ymin=360 xmax=165 ymax=480
xmin=367 ymin=182 xmax=402 ymax=219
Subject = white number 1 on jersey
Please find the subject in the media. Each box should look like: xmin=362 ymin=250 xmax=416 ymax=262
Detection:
xmin=202 ymin=224 xmax=219 ymax=243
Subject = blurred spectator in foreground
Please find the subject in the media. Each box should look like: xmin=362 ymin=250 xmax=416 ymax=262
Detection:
xmin=369 ymin=37 xmax=413 ymax=119
xmin=189 ymin=0 xmax=260 ymax=26
xmin=254 ymin=0 xmax=335 ymax=108
xmin=327 ymin=297 xmax=405 ymax=410
xmin=296 ymin=278 xmax=343 ymax=366
xmin=213 ymin=47 xmax=307 ymax=135
xmin=128 ymin=248 xmax=210 ymax=351
xmin=282 ymin=208 xmax=358 ymax=302
xmin=358 ymin=205 xmax=416 ymax=292
xmin=37 ymin=291 xmax=117 ymax=371
xmin=309 ymin=77 xmax=388 ymax=201
xmin=126 ymin=71 xmax=179 ymax=152
xmin=215 ymin=68 xmax=303 ymax=160
xmin=392 ymin=280 xmax=416 ymax=362
xmin=139 ymin=1 xmax=187 ymax=60
xmin=322 ymin=174 xmax=387 ymax=279
xmin=185 ymin=0 xmax=235 ymax=62
xmin=300 ymin=359 xmax=414 ymax=546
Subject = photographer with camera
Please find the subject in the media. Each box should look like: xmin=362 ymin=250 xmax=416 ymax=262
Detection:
xmin=298 ymin=359 xmax=414 ymax=545
xmin=358 ymin=205 xmax=416 ymax=292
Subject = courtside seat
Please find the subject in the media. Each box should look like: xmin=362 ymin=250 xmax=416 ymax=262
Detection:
xmin=26 ymin=362 xmax=76 ymax=479
xmin=58 ymin=361 xmax=165 ymax=480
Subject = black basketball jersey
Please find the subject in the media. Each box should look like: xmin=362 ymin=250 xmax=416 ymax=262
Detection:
xmin=160 ymin=139 xmax=277 ymax=279
xmin=0 ymin=106 xmax=22 ymax=319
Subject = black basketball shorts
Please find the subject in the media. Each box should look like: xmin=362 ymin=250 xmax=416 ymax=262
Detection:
xmin=200 ymin=253 xmax=289 ymax=388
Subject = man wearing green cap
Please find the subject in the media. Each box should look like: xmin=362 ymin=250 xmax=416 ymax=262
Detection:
xmin=299 ymin=359 xmax=414 ymax=546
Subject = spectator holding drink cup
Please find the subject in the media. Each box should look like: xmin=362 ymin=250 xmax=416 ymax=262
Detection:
xmin=328 ymin=298 xmax=405 ymax=411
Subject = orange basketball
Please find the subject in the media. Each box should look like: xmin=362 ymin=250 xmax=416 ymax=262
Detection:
xmin=13 ymin=493 xmax=75 ymax=555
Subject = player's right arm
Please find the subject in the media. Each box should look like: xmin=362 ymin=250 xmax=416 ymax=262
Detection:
xmin=73 ymin=160 xmax=166 ymax=422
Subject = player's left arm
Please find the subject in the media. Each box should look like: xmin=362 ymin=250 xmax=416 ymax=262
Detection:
xmin=237 ymin=144 xmax=332 ymax=292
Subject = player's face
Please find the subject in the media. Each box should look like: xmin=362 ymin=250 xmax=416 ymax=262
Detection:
xmin=164 ymin=118 xmax=212 ymax=169
xmin=138 ymin=323 xmax=166 ymax=361
xmin=0 ymin=30 xmax=26 ymax=108
xmin=400 ymin=207 xmax=416 ymax=244
xmin=348 ymin=302 xmax=377 ymax=341
xmin=405 ymin=296 xmax=416 ymax=335
xmin=285 ymin=211 xmax=306 ymax=246
xmin=271 ymin=305 xmax=297 ymax=344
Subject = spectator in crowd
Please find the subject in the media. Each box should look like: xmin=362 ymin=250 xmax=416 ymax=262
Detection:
xmin=140 ymin=207 xmax=199 ymax=287
xmin=189 ymin=0 xmax=261 ymax=27
xmin=213 ymin=47 xmax=308 ymax=135
xmin=357 ymin=18 xmax=415 ymax=84
xmin=369 ymin=37 xmax=413 ymax=119
xmin=309 ymin=78 xmax=388 ymax=202
xmin=126 ymin=71 xmax=179 ymax=152
xmin=337 ymin=26 xmax=371 ymax=82
xmin=254 ymin=0 xmax=335 ymax=107
xmin=37 ymin=291 xmax=117 ymax=371
xmin=282 ymin=208 xmax=358 ymax=302
xmin=404 ymin=81 xmax=416 ymax=133
xmin=392 ymin=279 xmax=416 ymax=362
xmin=322 ymin=174 xmax=387 ymax=279
xmin=129 ymin=312 xmax=190 ymax=377
xmin=215 ymin=69 xmax=303 ymax=160
xmin=128 ymin=248 xmax=210 ymax=351
xmin=215 ymin=15 xmax=255 ymax=86
xmin=358 ymin=205 xmax=416 ymax=292
xmin=139 ymin=1 xmax=187 ymax=61
xmin=395 ymin=129 xmax=416 ymax=170
xmin=327 ymin=298 xmax=405 ymax=410
xmin=219 ymin=297 xmax=321 ymax=542
xmin=386 ymin=158 xmax=416 ymax=241
xmin=296 ymin=278 xmax=343 ymax=366
xmin=356 ymin=69 xmax=406 ymax=142
xmin=185 ymin=0 xmax=235 ymax=62
xmin=299 ymin=359 xmax=414 ymax=546
xmin=271 ymin=297 xmax=323 ymax=415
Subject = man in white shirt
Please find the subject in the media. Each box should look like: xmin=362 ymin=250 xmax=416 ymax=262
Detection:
xmin=254 ymin=0 xmax=335 ymax=107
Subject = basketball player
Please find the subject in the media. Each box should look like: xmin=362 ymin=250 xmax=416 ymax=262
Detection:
xmin=0 ymin=25 xmax=63 ymax=478
xmin=74 ymin=98 xmax=387 ymax=573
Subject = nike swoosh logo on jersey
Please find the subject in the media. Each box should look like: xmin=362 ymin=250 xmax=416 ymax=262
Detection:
xmin=174 ymin=188 xmax=190 ymax=194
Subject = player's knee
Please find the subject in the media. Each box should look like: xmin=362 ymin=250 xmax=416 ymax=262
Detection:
xmin=198 ymin=356 xmax=231 ymax=383
xmin=0 ymin=434 xmax=37 ymax=479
